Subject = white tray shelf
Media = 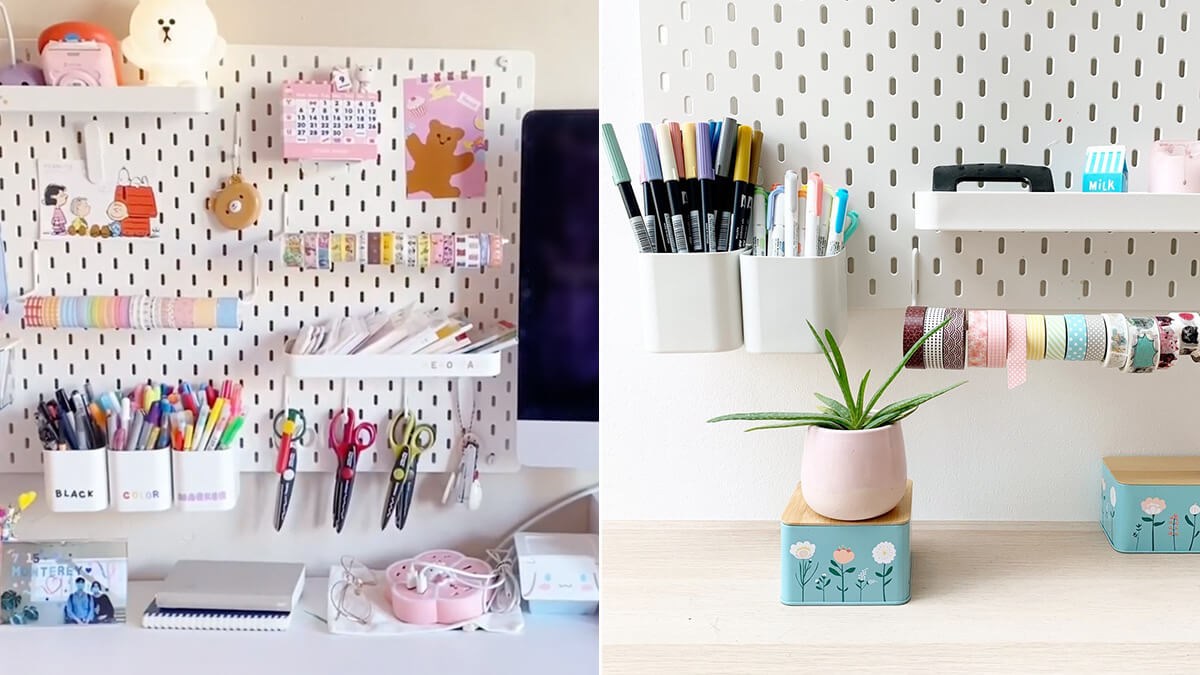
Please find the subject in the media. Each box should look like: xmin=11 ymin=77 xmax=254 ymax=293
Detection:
xmin=914 ymin=191 xmax=1200 ymax=233
xmin=0 ymin=86 xmax=213 ymax=114
xmin=283 ymin=352 xmax=503 ymax=379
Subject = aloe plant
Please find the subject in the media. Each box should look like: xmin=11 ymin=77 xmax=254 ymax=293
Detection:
xmin=709 ymin=319 xmax=965 ymax=431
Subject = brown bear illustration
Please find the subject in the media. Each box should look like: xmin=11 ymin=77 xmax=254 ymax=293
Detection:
xmin=406 ymin=120 xmax=475 ymax=198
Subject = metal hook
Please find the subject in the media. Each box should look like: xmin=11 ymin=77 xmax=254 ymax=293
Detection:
xmin=910 ymin=246 xmax=920 ymax=306
xmin=282 ymin=375 xmax=292 ymax=415
xmin=241 ymin=254 xmax=261 ymax=304
xmin=230 ymin=110 xmax=244 ymax=176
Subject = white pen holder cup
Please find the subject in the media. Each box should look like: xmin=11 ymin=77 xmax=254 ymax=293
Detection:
xmin=108 ymin=448 xmax=173 ymax=512
xmin=43 ymin=448 xmax=110 ymax=512
xmin=739 ymin=250 xmax=848 ymax=353
xmin=172 ymin=449 xmax=240 ymax=512
xmin=637 ymin=249 xmax=744 ymax=353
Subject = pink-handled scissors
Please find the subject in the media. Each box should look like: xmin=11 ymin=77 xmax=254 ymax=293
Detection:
xmin=328 ymin=408 xmax=377 ymax=533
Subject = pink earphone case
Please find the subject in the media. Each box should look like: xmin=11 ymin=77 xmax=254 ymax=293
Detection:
xmin=385 ymin=549 xmax=492 ymax=625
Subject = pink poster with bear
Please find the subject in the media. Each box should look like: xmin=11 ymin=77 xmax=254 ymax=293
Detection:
xmin=403 ymin=74 xmax=487 ymax=199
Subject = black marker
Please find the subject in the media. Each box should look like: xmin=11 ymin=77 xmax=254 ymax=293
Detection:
xmin=696 ymin=122 xmax=717 ymax=251
xmin=601 ymin=123 xmax=655 ymax=252
xmin=639 ymin=122 xmax=676 ymax=252
xmin=713 ymin=117 xmax=739 ymax=251
xmin=729 ymin=125 xmax=754 ymax=251
xmin=656 ymin=123 xmax=691 ymax=253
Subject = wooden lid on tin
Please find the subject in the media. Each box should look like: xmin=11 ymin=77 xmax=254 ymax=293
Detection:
xmin=1104 ymin=456 xmax=1200 ymax=485
xmin=782 ymin=480 xmax=913 ymax=526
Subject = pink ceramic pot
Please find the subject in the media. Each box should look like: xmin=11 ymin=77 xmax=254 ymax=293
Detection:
xmin=800 ymin=423 xmax=907 ymax=521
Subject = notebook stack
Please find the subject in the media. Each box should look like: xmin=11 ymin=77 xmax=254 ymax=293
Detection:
xmin=142 ymin=560 xmax=306 ymax=631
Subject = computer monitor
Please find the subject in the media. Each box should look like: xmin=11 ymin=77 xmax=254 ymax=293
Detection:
xmin=516 ymin=109 xmax=599 ymax=468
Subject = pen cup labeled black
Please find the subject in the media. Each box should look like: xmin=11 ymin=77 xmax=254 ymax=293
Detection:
xmin=43 ymin=448 xmax=110 ymax=512
xmin=739 ymin=250 xmax=848 ymax=353
xmin=172 ymin=448 xmax=241 ymax=512
xmin=638 ymin=248 xmax=744 ymax=352
xmin=108 ymin=447 xmax=173 ymax=512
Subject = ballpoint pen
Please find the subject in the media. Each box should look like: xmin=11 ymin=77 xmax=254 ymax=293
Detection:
xmin=656 ymin=123 xmax=690 ymax=253
xmin=804 ymin=172 xmax=824 ymax=257
xmin=639 ymin=122 xmax=676 ymax=253
xmin=729 ymin=125 xmax=753 ymax=250
xmin=680 ymin=122 xmax=703 ymax=251
xmin=600 ymin=123 xmax=654 ymax=253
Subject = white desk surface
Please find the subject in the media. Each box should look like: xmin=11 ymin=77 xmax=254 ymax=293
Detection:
xmin=0 ymin=577 xmax=599 ymax=674
xmin=604 ymin=521 xmax=1200 ymax=673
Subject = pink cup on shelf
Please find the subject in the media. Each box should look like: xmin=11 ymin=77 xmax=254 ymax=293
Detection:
xmin=1147 ymin=140 xmax=1200 ymax=193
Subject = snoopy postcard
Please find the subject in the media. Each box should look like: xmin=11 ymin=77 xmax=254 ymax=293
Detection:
xmin=1 ymin=540 xmax=128 ymax=626
xmin=38 ymin=161 xmax=162 ymax=239
xmin=403 ymin=74 xmax=487 ymax=199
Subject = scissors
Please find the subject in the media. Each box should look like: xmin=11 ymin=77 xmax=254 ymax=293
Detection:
xmin=272 ymin=409 xmax=312 ymax=531
xmin=380 ymin=410 xmax=436 ymax=531
xmin=329 ymin=408 xmax=377 ymax=533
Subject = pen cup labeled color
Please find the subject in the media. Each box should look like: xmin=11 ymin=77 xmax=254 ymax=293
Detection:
xmin=43 ymin=448 xmax=110 ymax=512
xmin=739 ymin=250 xmax=848 ymax=353
xmin=172 ymin=448 xmax=241 ymax=512
xmin=108 ymin=447 xmax=173 ymax=512
xmin=638 ymin=248 xmax=744 ymax=353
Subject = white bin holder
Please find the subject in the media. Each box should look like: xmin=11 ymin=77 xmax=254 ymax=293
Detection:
xmin=43 ymin=448 xmax=110 ymax=512
xmin=172 ymin=449 xmax=240 ymax=512
xmin=637 ymin=249 xmax=744 ymax=353
xmin=108 ymin=448 xmax=173 ymax=512
xmin=739 ymin=250 xmax=848 ymax=353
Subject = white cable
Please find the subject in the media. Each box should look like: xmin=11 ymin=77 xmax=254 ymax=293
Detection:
xmin=0 ymin=2 xmax=16 ymax=68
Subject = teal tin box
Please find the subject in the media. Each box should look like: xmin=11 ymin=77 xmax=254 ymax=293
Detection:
xmin=1102 ymin=456 xmax=1200 ymax=553
xmin=780 ymin=480 xmax=911 ymax=605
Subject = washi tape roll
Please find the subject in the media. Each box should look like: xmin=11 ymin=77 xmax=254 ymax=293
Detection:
xmin=903 ymin=306 xmax=927 ymax=369
xmin=1169 ymin=312 xmax=1199 ymax=360
xmin=986 ymin=309 xmax=1007 ymax=368
xmin=1007 ymin=314 xmax=1027 ymax=388
xmin=216 ymin=298 xmax=239 ymax=329
xmin=943 ymin=307 xmax=967 ymax=370
xmin=1083 ymin=315 xmax=1106 ymax=361
xmin=1026 ymin=314 xmax=1046 ymax=361
xmin=1043 ymin=315 xmax=1067 ymax=360
xmin=24 ymin=296 xmax=43 ymax=327
xmin=923 ymin=307 xmax=947 ymax=369
xmin=1101 ymin=313 xmax=1129 ymax=368
xmin=967 ymin=309 xmax=989 ymax=368
xmin=1064 ymin=314 xmax=1088 ymax=361
xmin=1156 ymin=316 xmax=1179 ymax=370
xmin=1123 ymin=316 xmax=1160 ymax=374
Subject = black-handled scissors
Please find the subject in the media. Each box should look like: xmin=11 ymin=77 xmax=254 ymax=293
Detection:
xmin=329 ymin=408 xmax=377 ymax=533
xmin=272 ymin=409 xmax=312 ymax=532
xmin=380 ymin=410 xmax=436 ymax=530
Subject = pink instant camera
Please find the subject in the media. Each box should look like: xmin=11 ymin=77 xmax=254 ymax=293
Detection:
xmin=40 ymin=40 xmax=118 ymax=87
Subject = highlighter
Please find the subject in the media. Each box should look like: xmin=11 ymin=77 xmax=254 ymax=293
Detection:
xmin=656 ymin=123 xmax=690 ymax=253
xmin=752 ymin=186 xmax=768 ymax=256
xmin=638 ymin=122 xmax=676 ymax=252
xmin=826 ymin=188 xmax=849 ymax=256
xmin=681 ymin=121 xmax=700 ymax=251
xmin=804 ymin=172 xmax=824 ymax=257
xmin=601 ymin=123 xmax=654 ymax=253
xmin=729 ymin=125 xmax=754 ymax=251
xmin=713 ymin=117 xmax=739 ymax=251
xmin=696 ymin=122 xmax=716 ymax=252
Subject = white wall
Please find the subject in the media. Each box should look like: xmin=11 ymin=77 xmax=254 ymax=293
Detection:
xmin=0 ymin=0 xmax=598 ymax=578
xmin=600 ymin=0 xmax=1171 ymax=522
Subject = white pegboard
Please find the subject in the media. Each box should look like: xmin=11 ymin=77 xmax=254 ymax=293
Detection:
xmin=641 ymin=0 xmax=1200 ymax=310
xmin=0 ymin=43 xmax=533 ymax=474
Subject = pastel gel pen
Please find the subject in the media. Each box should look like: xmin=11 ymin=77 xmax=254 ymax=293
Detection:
xmin=601 ymin=123 xmax=654 ymax=253
xmin=826 ymin=188 xmax=849 ymax=256
xmin=656 ymin=122 xmax=690 ymax=253
xmin=713 ymin=117 xmax=739 ymax=251
xmin=680 ymin=123 xmax=703 ymax=251
xmin=729 ymin=125 xmax=754 ymax=250
xmin=766 ymin=185 xmax=786 ymax=257
xmin=804 ymin=172 xmax=824 ymax=257
xmin=783 ymin=170 xmax=800 ymax=256
xmin=696 ymin=122 xmax=717 ymax=252
xmin=639 ymin=122 xmax=676 ymax=253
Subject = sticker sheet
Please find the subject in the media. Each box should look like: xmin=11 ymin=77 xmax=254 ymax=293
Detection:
xmin=38 ymin=161 xmax=161 ymax=239
xmin=403 ymin=74 xmax=487 ymax=199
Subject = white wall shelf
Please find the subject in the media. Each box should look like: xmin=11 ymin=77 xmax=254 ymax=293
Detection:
xmin=915 ymin=192 xmax=1200 ymax=233
xmin=283 ymin=352 xmax=503 ymax=379
xmin=0 ymin=85 xmax=213 ymax=114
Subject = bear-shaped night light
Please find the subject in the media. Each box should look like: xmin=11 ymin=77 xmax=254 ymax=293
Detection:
xmin=122 ymin=0 xmax=225 ymax=85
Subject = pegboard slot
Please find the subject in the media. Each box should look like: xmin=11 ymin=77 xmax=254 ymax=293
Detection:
xmin=915 ymin=192 xmax=1200 ymax=232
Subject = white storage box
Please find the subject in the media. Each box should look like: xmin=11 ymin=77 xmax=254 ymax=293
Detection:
xmin=172 ymin=449 xmax=241 ymax=512
xmin=108 ymin=448 xmax=173 ymax=512
xmin=637 ymin=249 xmax=744 ymax=353
xmin=43 ymin=448 xmax=109 ymax=512
xmin=740 ymin=251 xmax=848 ymax=353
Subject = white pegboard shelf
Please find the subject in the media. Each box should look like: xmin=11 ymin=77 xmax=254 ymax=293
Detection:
xmin=0 ymin=85 xmax=213 ymax=114
xmin=283 ymin=352 xmax=503 ymax=379
xmin=915 ymin=192 xmax=1200 ymax=233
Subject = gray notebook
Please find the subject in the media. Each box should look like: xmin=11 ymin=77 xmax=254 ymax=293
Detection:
xmin=155 ymin=560 xmax=306 ymax=612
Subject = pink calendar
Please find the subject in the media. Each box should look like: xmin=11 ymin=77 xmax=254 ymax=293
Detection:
xmin=282 ymin=81 xmax=380 ymax=161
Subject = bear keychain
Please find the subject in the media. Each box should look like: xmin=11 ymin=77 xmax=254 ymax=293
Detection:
xmin=211 ymin=173 xmax=261 ymax=230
